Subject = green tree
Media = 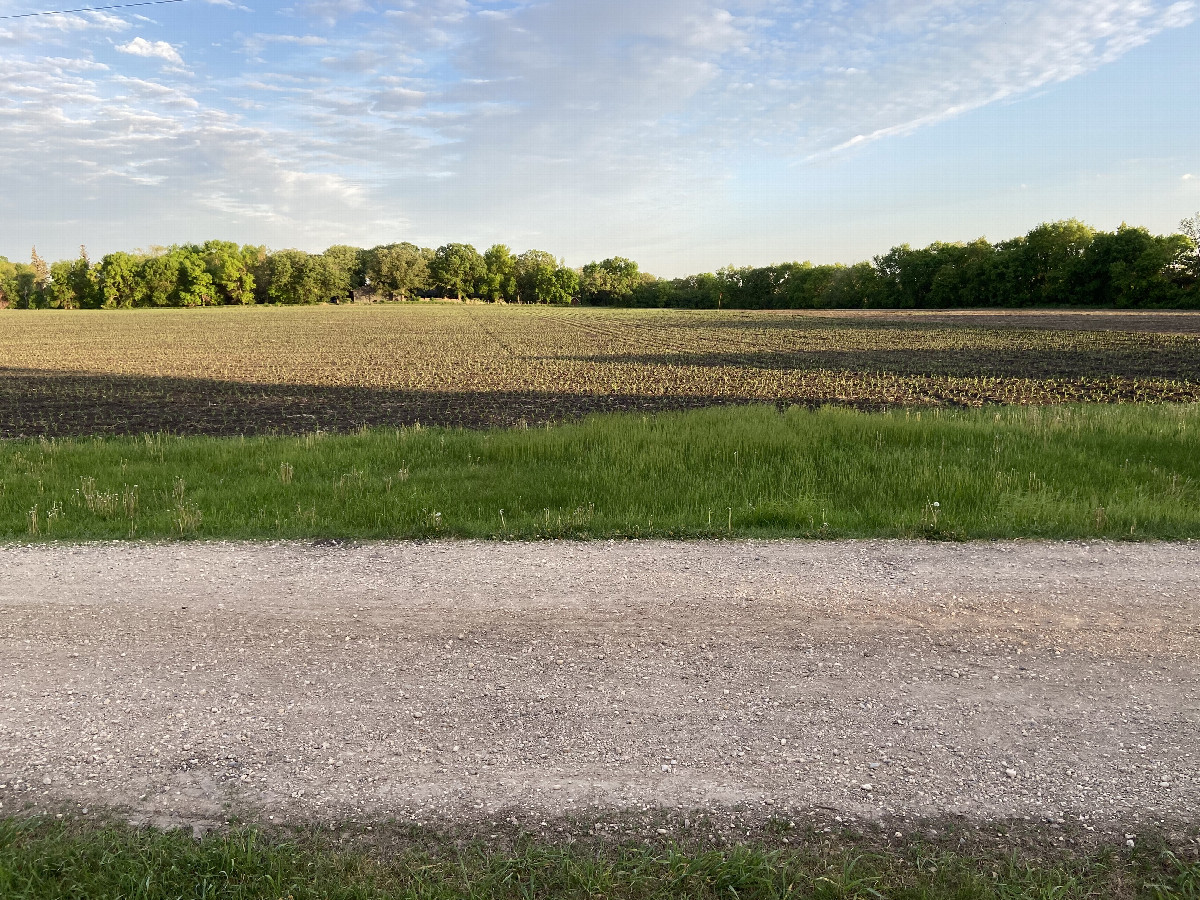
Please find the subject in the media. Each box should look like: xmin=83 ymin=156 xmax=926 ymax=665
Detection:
xmin=481 ymin=244 xmax=517 ymax=302
xmin=873 ymin=243 xmax=964 ymax=308
xmin=72 ymin=246 xmax=101 ymax=308
xmin=579 ymin=257 xmax=640 ymax=305
xmin=659 ymin=272 xmax=721 ymax=308
xmin=514 ymin=250 xmax=556 ymax=303
xmin=48 ymin=260 xmax=77 ymax=308
xmin=1180 ymin=213 xmax=1200 ymax=282
xmin=258 ymin=250 xmax=343 ymax=305
xmin=46 ymin=246 xmax=100 ymax=309
xmin=137 ymin=252 xmax=180 ymax=307
xmin=721 ymin=264 xmax=781 ymax=308
xmin=98 ymin=251 xmax=143 ymax=308
xmin=200 ymin=241 xmax=258 ymax=305
xmin=364 ymin=242 xmax=430 ymax=300
xmin=322 ymin=245 xmax=367 ymax=300
xmin=514 ymin=250 xmax=577 ymax=304
xmin=776 ymin=262 xmax=842 ymax=309
xmin=129 ymin=247 xmax=216 ymax=308
xmin=1078 ymin=225 xmax=1192 ymax=307
xmin=24 ymin=247 xmax=51 ymax=308
xmin=821 ymin=262 xmax=879 ymax=308
xmin=550 ymin=264 xmax=580 ymax=305
xmin=0 ymin=256 xmax=17 ymax=308
xmin=430 ymin=243 xmax=486 ymax=300
xmin=922 ymin=239 xmax=996 ymax=308
xmin=172 ymin=247 xmax=217 ymax=307
xmin=1002 ymin=220 xmax=1096 ymax=305
xmin=260 ymin=250 xmax=305 ymax=305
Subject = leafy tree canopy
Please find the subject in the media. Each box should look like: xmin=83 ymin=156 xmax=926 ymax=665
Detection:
xmin=430 ymin=243 xmax=486 ymax=300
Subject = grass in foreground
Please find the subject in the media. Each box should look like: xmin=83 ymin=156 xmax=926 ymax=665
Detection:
xmin=2 ymin=403 xmax=1199 ymax=541
xmin=2 ymin=817 xmax=1199 ymax=900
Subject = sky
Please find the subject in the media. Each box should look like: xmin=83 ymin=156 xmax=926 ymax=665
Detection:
xmin=1 ymin=0 xmax=1198 ymax=276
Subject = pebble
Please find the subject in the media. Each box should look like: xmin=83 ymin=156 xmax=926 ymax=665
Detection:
xmin=2 ymin=539 xmax=1195 ymax=833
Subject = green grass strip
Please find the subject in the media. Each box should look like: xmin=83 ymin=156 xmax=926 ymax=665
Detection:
xmin=2 ymin=403 xmax=1199 ymax=541
xmin=1 ymin=818 xmax=1198 ymax=900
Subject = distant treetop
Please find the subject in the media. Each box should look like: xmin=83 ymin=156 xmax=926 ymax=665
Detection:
xmin=2 ymin=219 xmax=1197 ymax=310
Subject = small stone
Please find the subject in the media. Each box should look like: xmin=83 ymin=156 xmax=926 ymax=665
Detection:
xmin=1005 ymin=768 xmax=1017 ymax=778
xmin=1126 ymin=839 xmax=1135 ymax=848
xmin=42 ymin=776 xmax=52 ymax=785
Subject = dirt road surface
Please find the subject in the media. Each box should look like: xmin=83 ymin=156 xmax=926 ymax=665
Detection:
xmin=1 ymin=540 xmax=1196 ymax=835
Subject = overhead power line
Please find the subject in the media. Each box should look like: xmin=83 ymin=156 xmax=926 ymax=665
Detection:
xmin=0 ymin=0 xmax=184 ymax=20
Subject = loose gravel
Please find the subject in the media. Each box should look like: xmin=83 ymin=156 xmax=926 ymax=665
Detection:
xmin=1 ymin=539 xmax=1196 ymax=835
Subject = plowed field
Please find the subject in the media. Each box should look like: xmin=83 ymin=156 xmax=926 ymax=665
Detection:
xmin=3 ymin=305 xmax=1199 ymax=436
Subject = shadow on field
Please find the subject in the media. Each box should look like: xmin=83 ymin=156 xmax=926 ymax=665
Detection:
xmin=674 ymin=310 xmax=1200 ymax=334
xmin=0 ymin=369 xmax=756 ymax=438
xmin=4 ymin=357 xmax=1200 ymax=438
xmin=576 ymin=346 xmax=1200 ymax=380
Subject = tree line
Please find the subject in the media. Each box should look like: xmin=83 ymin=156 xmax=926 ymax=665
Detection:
xmin=0 ymin=241 xmax=582 ymax=309
xmin=2 ymin=218 xmax=1197 ymax=310
xmin=620 ymin=219 xmax=1199 ymax=310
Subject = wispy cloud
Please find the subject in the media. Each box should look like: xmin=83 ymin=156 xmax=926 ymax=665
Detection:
xmin=0 ymin=0 xmax=1197 ymax=266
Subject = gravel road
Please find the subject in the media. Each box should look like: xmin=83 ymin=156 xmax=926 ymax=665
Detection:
xmin=1 ymin=540 xmax=1197 ymax=835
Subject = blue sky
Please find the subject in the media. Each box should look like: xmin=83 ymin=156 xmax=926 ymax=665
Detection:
xmin=1 ymin=0 xmax=1198 ymax=275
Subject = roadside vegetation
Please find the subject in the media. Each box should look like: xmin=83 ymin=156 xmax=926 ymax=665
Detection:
xmin=2 ymin=215 xmax=1197 ymax=309
xmin=2 ymin=404 xmax=1198 ymax=541
xmin=2 ymin=817 xmax=1198 ymax=900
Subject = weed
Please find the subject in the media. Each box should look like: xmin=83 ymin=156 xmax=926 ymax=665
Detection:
xmin=0 ymin=404 xmax=1198 ymax=541
xmin=1 ymin=817 xmax=1199 ymax=900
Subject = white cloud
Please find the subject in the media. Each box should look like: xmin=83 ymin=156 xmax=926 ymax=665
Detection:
xmin=1161 ymin=1 xmax=1197 ymax=27
xmin=712 ymin=0 xmax=1200 ymax=155
xmin=1184 ymin=174 xmax=1196 ymax=181
xmin=0 ymin=9 xmax=127 ymax=46
xmin=2 ymin=0 xmax=1198 ymax=268
xmin=116 ymin=36 xmax=184 ymax=66
xmin=333 ymin=0 xmax=1197 ymax=255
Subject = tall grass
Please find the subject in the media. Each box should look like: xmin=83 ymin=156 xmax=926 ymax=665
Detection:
xmin=2 ymin=404 xmax=1199 ymax=541
xmin=2 ymin=817 xmax=1198 ymax=900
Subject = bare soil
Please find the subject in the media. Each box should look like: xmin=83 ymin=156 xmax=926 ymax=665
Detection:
xmin=4 ymin=307 xmax=1200 ymax=437
xmin=1 ymin=540 xmax=1196 ymax=838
